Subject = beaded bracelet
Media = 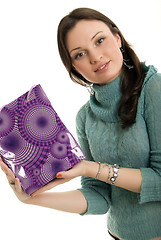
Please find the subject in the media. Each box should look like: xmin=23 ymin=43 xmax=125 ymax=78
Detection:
xmin=110 ymin=164 xmax=120 ymax=185
xmin=95 ymin=162 xmax=119 ymax=185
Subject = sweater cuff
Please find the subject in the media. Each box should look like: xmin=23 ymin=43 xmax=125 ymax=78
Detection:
xmin=139 ymin=168 xmax=161 ymax=204
xmin=78 ymin=188 xmax=110 ymax=215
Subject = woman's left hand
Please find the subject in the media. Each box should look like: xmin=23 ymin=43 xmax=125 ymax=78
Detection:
xmin=31 ymin=160 xmax=87 ymax=196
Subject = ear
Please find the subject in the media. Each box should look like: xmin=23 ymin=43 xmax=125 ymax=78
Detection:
xmin=114 ymin=33 xmax=122 ymax=48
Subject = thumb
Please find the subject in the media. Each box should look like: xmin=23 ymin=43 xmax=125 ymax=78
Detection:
xmin=56 ymin=168 xmax=75 ymax=179
xmin=56 ymin=162 xmax=81 ymax=179
xmin=56 ymin=171 xmax=68 ymax=179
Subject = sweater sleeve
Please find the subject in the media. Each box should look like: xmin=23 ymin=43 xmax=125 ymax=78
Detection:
xmin=76 ymin=103 xmax=111 ymax=215
xmin=140 ymin=73 xmax=161 ymax=204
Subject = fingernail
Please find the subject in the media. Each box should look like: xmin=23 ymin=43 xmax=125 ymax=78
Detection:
xmin=56 ymin=173 xmax=62 ymax=178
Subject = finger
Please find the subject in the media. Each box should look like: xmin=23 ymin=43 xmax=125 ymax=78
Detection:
xmin=56 ymin=169 xmax=76 ymax=179
xmin=0 ymin=161 xmax=15 ymax=179
xmin=9 ymin=178 xmax=21 ymax=191
xmin=0 ymin=160 xmax=17 ymax=185
xmin=14 ymin=178 xmax=22 ymax=193
xmin=4 ymin=165 xmax=15 ymax=180
xmin=0 ymin=159 xmax=9 ymax=173
xmin=0 ymin=158 xmax=7 ymax=172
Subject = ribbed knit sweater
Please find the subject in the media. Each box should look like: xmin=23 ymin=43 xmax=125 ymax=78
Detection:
xmin=76 ymin=65 xmax=161 ymax=240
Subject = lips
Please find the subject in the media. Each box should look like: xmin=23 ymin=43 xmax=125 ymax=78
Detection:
xmin=94 ymin=61 xmax=110 ymax=72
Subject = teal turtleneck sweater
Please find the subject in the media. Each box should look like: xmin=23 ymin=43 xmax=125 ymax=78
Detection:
xmin=76 ymin=65 xmax=161 ymax=240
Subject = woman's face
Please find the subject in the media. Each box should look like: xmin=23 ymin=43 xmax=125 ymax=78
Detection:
xmin=66 ymin=20 xmax=123 ymax=86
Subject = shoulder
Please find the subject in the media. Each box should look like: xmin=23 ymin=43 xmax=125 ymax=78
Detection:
xmin=75 ymin=101 xmax=90 ymax=137
xmin=144 ymin=75 xmax=161 ymax=103
xmin=141 ymin=65 xmax=161 ymax=98
xmin=142 ymin=65 xmax=161 ymax=90
xmin=76 ymin=101 xmax=90 ymax=123
xmin=76 ymin=101 xmax=90 ymax=126
xmin=138 ymin=65 xmax=161 ymax=115
xmin=140 ymin=66 xmax=161 ymax=116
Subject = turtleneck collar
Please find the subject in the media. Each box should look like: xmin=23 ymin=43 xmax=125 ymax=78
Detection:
xmin=89 ymin=76 xmax=122 ymax=122
xmin=89 ymin=64 xmax=157 ymax=123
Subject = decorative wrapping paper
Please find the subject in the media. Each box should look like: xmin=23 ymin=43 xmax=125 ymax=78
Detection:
xmin=0 ymin=84 xmax=85 ymax=194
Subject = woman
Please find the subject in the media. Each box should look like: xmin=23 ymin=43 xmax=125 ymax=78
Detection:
xmin=0 ymin=7 xmax=161 ymax=240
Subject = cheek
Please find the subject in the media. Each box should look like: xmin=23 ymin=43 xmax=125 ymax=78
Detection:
xmin=73 ymin=62 xmax=88 ymax=74
xmin=117 ymin=50 xmax=123 ymax=64
xmin=106 ymin=38 xmax=122 ymax=56
xmin=111 ymin=45 xmax=123 ymax=63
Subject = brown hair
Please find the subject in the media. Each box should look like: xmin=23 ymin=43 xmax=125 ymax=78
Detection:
xmin=57 ymin=7 xmax=146 ymax=128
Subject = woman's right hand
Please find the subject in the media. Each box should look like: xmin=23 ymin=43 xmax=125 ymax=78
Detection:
xmin=0 ymin=157 xmax=88 ymax=213
xmin=0 ymin=157 xmax=31 ymax=203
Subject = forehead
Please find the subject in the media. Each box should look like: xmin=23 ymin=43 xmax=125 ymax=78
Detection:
xmin=66 ymin=20 xmax=111 ymax=50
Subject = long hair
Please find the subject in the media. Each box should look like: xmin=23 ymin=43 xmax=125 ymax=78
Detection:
xmin=57 ymin=8 xmax=146 ymax=128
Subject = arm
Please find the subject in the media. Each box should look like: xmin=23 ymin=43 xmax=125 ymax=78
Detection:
xmin=0 ymin=157 xmax=87 ymax=214
xmin=0 ymin=134 xmax=141 ymax=214
xmin=82 ymin=160 xmax=142 ymax=193
xmin=77 ymin=74 xmax=161 ymax=196
xmin=74 ymin=74 xmax=161 ymax=199
xmin=27 ymin=191 xmax=87 ymax=214
xmin=75 ymin=104 xmax=141 ymax=197
xmin=139 ymin=74 xmax=161 ymax=203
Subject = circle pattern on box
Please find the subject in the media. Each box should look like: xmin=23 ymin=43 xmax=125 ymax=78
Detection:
xmin=38 ymin=154 xmax=71 ymax=184
xmin=0 ymin=128 xmax=49 ymax=168
xmin=50 ymin=142 xmax=68 ymax=159
xmin=56 ymin=130 xmax=69 ymax=144
xmin=0 ymin=107 xmax=15 ymax=137
xmin=0 ymin=131 xmax=25 ymax=155
xmin=0 ymin=84 xmax=85 ymax=195
xmin=18 ymin=101 xmax=59 ymax=146
xmin=33 ymin=168 xmax=41 ymax=176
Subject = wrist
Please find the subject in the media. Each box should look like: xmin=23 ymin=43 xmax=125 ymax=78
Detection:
xmin=82 ymin=161 xmax=120 ymax=185
xmin=82 ymin=160 xmax=100 ymax=178
xmin=81 ymin=160 xmax=88 ymax=177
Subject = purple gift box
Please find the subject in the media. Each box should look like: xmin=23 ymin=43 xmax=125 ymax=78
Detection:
xmin=0 ymin=84 xmax=85 ymax=194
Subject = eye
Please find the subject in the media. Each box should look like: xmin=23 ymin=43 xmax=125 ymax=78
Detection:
xmin=74 ymin=51 xmax=86 ymax=60
xmin=96 ymin=37 xmax=105 ymax=45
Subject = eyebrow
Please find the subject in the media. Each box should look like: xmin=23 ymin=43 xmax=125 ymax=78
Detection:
xmin=69 ymin=31 xmax=103 ymax=54
xmin=91 ymin=31 xmax=103 ymax=40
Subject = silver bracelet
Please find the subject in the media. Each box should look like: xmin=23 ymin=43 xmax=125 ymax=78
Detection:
xmin=110 ymin=164 xmax=120 ymax=185
xmin=95 ymin=162 xmax=101 ymax=179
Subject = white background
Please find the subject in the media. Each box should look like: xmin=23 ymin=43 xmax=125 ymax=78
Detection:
xmin=0 ymin=0 xmax=161 ymax=239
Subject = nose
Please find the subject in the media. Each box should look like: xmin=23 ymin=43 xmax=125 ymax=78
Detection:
xmin=89 ymin=49 xmax=102 ymax=64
